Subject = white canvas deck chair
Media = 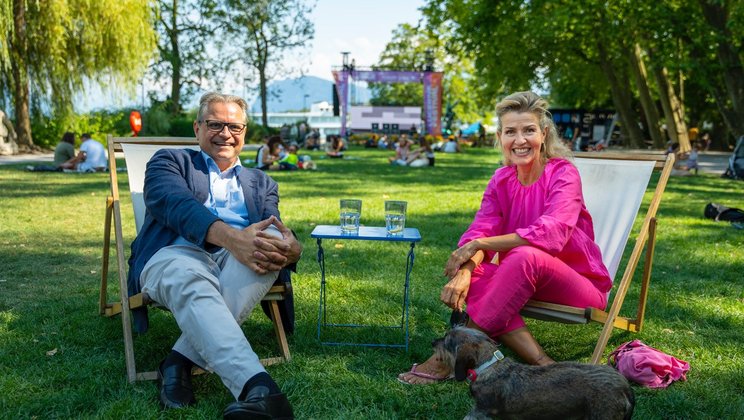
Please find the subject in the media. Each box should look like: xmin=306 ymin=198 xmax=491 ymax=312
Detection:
xmin=99 ymin=136 xmax=291 ymax=383
xmin=520 ymin=152 xmax=675 ymax=364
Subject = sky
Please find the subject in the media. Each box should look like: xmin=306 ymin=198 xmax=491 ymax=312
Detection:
xmin=303 ymin=0 xmax=426 ymax=80
xmin=78 ymin=0 xmax=426 ymax=111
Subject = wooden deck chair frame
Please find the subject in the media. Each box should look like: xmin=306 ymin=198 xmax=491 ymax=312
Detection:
xmin=99 ymin=135 xmax=291 ymax=383
xmin=520 ymin=152 xmax=675 ymax=364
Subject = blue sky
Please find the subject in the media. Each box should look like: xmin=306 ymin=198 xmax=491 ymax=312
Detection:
xmin=305 ymin=0 xmax=426 ymax=79
xmin=78 ymin=0 xmax=426 ymax=112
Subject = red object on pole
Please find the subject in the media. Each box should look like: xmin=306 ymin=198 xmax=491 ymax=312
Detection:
xmin=129 ymin=110 xmax=142 ymax=136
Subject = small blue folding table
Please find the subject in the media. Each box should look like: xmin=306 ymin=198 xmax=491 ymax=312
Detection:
xmin=310 ymin=225 xmax=421 ymax=350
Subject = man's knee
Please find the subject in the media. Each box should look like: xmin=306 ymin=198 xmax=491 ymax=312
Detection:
xmin=141 ymin=246 xmax=218 ymax=298
xmin=264 ymin=224 xmax=282 ymax=239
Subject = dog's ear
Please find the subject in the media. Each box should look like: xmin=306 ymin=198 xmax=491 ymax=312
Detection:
xmin=454 ymin=342 xmax=478 ymax=381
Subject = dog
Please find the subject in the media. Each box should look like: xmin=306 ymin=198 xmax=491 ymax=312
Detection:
xmin=433 ymin=327 xmax=635 ymax=420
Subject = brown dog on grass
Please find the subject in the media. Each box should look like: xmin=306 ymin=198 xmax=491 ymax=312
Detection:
xmin=434 ymin=327 xmax=635 ymax=420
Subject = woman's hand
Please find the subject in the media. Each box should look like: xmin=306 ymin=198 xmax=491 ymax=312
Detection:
xmin=444 ymin=241 xmax=479 ymax=279
xmin=440 ymin=268 xmax=471 ymax=311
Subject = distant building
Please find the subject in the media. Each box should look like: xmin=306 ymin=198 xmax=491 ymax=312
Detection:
xmin=248 ymin=102 xmax=423 ymax=141
xmin=249 ymin=101 xmax=341 ymax=143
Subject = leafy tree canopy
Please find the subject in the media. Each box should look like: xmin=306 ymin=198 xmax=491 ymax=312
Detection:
xmin=1 ymin=0 xmax=157 ymax=117
xmin=371 ymin=22 xmax=490 ymax=127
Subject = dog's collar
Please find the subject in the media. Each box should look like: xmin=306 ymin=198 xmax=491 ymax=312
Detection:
xmin=466 ymin=350 xmax=504 ymax=382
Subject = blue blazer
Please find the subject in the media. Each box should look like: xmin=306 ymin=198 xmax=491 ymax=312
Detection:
xmin=127 ymin=148 xmax=281 ymax=332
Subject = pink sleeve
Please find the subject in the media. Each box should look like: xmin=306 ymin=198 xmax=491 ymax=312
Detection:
xmin=515 ymin=162 xmax=583 ymax=255
xmin=458 ymin=173 xmax=503 ymax=261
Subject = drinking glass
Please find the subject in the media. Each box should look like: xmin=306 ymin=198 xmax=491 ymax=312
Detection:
xmin=339 ymin=199 xmax=362 ymax=233
xmin=385 ymin=200 xmax=407 ymax=235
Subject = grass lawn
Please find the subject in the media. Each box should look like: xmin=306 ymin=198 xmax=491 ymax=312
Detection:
xmin=1 ymin=145 xmax=742 ymax=419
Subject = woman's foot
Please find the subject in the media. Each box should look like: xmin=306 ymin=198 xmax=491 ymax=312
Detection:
xmin=397 ymin=354 xmax=452 ymax=385
xmin=498 ymin=327 xmax=555 ymax=366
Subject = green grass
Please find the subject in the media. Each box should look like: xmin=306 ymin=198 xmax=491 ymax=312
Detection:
xmin=1 ymin=146 xmax=743 ymax=418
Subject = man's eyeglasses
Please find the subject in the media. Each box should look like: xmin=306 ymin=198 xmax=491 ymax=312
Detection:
xmin=201 ymin=120 xmax=247 ymax=134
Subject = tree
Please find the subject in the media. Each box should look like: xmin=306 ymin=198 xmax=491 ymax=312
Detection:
xmin=629 ymin=43 xmax=666 ymax=148
xmin=151 ymin=0 xmax=218 ymax=115
xmin=423 ymin=0 xmax=729 ymax=149
xmin=695 ymin=0 xmax=744 ymax=140
xmin=216 ymin=0 xmax=314 ymax=128
xmin=369 ymin=24 xmax=432 ymax=107
xmin=422 ymin=0 xmax=646 ymax=147
xmin=0 ymin=0 xmax=157 ymax=151
xmin=427 ymin=0 xmax=744 ymax=149
xmin=370 ymin=22 xmax=489 ymax=129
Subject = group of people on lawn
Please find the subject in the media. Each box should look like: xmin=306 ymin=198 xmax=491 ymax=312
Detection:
xmin=255 ymin=136 xmax=318 ymax=171
xmin=130 ymin=90 xmax=610 ymax=419
xmin=26 ymin=132 xmax=108 ymax=172
xmin=387 ymin=133 xmax=437 ymax=167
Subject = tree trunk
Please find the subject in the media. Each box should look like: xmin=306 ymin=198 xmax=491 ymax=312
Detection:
xmin=709 ymin=85 xmax=741 ymax=149
xmin=259 ymin=68 xmax=268 ymax=128
xmin=629 ymin=43 xmax=665 ymax=148
xmin=597 ymin=42 xmax=645 ymax=148
xmin=652 ymin=64 xmax=690 ymax=153
xmin=169 ymin=0 xmax=181 ymax=115
xmin=699 ymin=0 xmax=744 ymax=139
xmin=11 ymin=0 xmax=33 ymax=150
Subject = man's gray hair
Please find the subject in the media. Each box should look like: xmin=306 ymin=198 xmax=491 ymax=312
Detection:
xmin=196 ymin=92 xmax=248 ymax=122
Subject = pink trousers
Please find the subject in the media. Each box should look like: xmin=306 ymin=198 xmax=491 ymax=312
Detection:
xmin=466 ymin=245 xmax=608 ymax=337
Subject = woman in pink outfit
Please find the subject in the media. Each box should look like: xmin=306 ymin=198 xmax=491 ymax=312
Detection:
xmin=399 ymin=91 xmax=611 ymax=385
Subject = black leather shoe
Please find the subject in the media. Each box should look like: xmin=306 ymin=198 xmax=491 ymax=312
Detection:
xmin=223 ymin=385 xmax=294 ymax=420
xmin=157 ymin=359 xmax=196 ymax=408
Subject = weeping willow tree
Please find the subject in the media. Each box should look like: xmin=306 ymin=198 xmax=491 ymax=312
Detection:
xmin=0 ymin=0 xmax=157 ymax=151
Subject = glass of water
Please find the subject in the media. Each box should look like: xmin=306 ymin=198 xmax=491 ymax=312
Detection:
xmin=339 ymin=199 xmax=362 ymax=233
xmin=385 ymin=200 xmax=407 ymax=235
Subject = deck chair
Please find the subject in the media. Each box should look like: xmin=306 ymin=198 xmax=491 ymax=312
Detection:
xmin=99 ymin=136 xmax=291 ymax=383
xmin=520 ymin=152 xmax=675 ymax=364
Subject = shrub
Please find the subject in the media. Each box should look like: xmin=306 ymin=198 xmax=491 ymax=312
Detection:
xmin=245 ymin=123 xmax=278 ymax=145
xmin=30 ymin=109 xmax=130 ymax=149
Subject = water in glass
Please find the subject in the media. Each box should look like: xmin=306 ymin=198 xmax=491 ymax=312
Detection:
xmin=385 ymin=214 xmax=406 ymax=234
xmin=340 ymin=211 xmax=361 ymax=232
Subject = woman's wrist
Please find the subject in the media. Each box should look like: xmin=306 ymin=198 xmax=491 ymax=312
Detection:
xmin=460 ymin=259 xmax=476 ymax=273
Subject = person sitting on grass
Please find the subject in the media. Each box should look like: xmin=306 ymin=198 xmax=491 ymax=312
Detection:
xmin=279 ymin=144 xmax=299 ymax=171
xmin=76 ymin=133 xmax=108 ymax=172
xmin=55 ymin=132 xmax=80 ymax=169
xmin=398 ymin=91 xmax=611 ymax=384
xmin=256 ymin=135 xmax=283 ymax=170
xmin=27 ymin=132 xmax=107 ymax=172
xmin=326 ymin=135 xmax=345 ymax=158
xmin=27 ymin=132 xmax=80 ymax=172
xmin=406 ymin=138 xmax=435 ymax=167
xmin=685 ymin=143 xmax=700 ymax=173
xmin=389 ymin=135 xmax=412 ymax=165
xmin=443 ymin=135 xmax=461 ymax=153
xmin=671 ymin=142 xmax=700 ymax=176
xmin=377 ymin=134 xmax=389 ymax=149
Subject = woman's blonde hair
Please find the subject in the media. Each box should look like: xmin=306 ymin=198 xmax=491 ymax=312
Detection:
xmin=495 ymin=91 xmax=572 ymax=165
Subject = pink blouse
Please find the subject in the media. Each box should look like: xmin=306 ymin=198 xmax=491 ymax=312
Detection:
xmin=458 ymin=158 xmax=611 ymax=292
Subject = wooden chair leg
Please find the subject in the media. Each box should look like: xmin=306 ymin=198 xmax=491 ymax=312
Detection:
xmin=100 ymin=197 xmax=113 ymax=315
xmin=635 ymin=218 xmax=657 ymax=332
xmin=108 ymin=199 xmax=138 ymax=383
xmin=269 ymin=300 xmax=291 ymax=362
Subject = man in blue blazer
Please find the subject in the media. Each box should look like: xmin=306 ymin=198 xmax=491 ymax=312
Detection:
xmin=129 ymin=92 xmax=301 ymax=419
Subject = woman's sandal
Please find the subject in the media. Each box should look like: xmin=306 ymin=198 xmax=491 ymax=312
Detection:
xmin=397 ymin=363 xmax=453 ymax=385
